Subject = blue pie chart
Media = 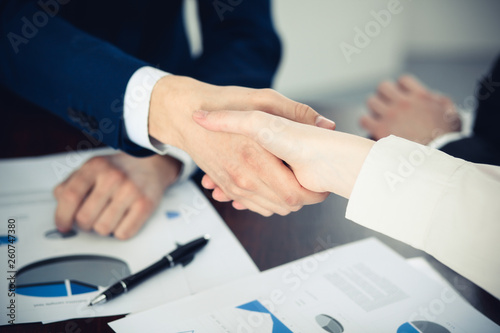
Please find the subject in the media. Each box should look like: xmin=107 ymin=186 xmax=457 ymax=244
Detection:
xmin=398 ymin=321 xmax=450 ymax=333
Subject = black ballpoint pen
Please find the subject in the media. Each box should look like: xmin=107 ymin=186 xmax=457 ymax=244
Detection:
xmin=88 ymin=234 xmax=210 ymax=306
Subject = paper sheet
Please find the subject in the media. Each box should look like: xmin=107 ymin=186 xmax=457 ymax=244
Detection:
xmin=0 ymin=151 xmax=258 ymax=325
xmin=109 ymin=238 xmax=499 ymax=333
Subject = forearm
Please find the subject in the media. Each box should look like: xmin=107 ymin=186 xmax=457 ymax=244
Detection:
xmin=346 ymin=136 xmax=500 ymax=299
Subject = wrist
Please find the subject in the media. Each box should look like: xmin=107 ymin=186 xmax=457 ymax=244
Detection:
xmin=325 ymin=132 xmax=374 ymax=198
xmin=149 ymin=75 xmax=201 ymax=150
xmin=153 ymin=155 xmax=182 ymax=188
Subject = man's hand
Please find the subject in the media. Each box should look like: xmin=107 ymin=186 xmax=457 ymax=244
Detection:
xmin=53 ymin=153 xmax=181 ymax=239
xmin=361 ymin=75 xmax=461 ymax=145
xmin=149 ymin=76 xmax=335 ymax=216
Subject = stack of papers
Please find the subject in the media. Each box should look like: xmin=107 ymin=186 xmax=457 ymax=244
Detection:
xmin=1 ymin=151 xmax=498 ymax=332
xmin=110 ymin=239 xmax=500 ymax=332
xmin=0 ymin=150 xmax=258 ymax=325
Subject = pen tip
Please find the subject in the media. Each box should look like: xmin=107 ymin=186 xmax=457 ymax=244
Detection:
xmin=88 ymin=293 xmax=107 ymax=306
xmin=204 ymin=234 xmax=211 ymax=241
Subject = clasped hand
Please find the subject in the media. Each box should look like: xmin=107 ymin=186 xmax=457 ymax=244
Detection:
xmin=149 ymin=76 xmax=336 ymax=216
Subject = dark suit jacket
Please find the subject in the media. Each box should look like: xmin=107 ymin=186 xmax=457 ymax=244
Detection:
xmin=441 ymin=56 xmax=500 ymax=166
xmin=0 ymin=0 xmax=281 ymax=156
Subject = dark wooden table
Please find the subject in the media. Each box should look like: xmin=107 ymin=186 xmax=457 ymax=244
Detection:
xmin=2 ymin=99 xmax=499 ymax=331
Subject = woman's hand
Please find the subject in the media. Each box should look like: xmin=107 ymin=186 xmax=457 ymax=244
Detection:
xmin=193 ymin=110 xmax=374 ymax=199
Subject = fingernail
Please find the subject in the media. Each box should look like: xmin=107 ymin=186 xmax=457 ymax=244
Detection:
xmin=193 ymin=110 xmax=208 ymax=119
xmin=315 ymin=116 xmax=336 ymax=130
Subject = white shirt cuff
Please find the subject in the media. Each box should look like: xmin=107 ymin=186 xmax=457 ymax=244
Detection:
xmin=427 ymin=132 xmax=467 ymax=149
xmin=123 ymin=66 xmax=198 ymax=181
xmin=427 ymin=107 xmax=475 ymax=149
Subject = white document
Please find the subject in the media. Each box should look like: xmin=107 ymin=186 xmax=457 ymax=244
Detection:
xmin=0 ymin=151 xmax=258 ymax=325
xmin=109 ymin=238 xmax=500 ymax=333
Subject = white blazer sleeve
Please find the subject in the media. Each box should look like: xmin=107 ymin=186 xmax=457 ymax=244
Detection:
xmin=346 ymin=135 xmax=500 ymax=299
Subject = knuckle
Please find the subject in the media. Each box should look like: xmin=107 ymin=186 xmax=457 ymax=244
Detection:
xmin=261 ymin=88 xmax=275 ymax=95
xmin=250 ymin=88 xmax=274 ymax=106
xmin=93 ymin=223 xmax=112 ymax=236
xmin=76 ymin=218 xmax=93 ymax=231
xmin=276 ymin=208 xmax=292 ymax=216
xmin=398 ymin=74 xmax=412 ymax=84
xmin=259 ymin=209 xmax=273 ymax=217
xmin=114 ymin=228 xmax=133 ymax=240
xmin=289 ymin=203 xmax=303 ymax=213
xmin=378 ymin=80 xmax=391 ymax=91
xmin=258 ymin=88 xmax=278 ymax=101
xmin=284 ymin=194 xmax=302 ymax=208
xmin=226 ymin=182 xmax=244 ymax=198
xmin=121 ymin=180 xmax=140 ymax=197
xmin=104 ymin=169 xmax=126 ymax=184
xmin=75 ymin=209 xmax=92 ymax=226
xmin=136 ymin=197 xmax=154 ymax=215
xmin=87 ymin=156 xmax=109 ymax=170
xmin=232 ymin=175 xmax=255 ymax=192
xmin=63 ymin=187 xmax=84 ymax=205
xmin=293 ymin=102 xmax=315 ymax=122
xmin=53 ymin=184 xmax=62 ymax=198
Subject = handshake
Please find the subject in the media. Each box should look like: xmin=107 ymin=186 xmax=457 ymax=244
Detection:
xmin=54 ymin=75 xmax=460 ymax=239
xmin=149 ymin=75 xmax=346 ymax=216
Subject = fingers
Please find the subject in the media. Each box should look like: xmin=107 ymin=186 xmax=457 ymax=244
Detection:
xmin=204 ymin=176 xmax=292 ymax=215
xmin=54 ymin=169 xmax=95 ymax=232
xmin=53 ymin=155 xmax=161 ymax=240
xmin=366 ymin=95 xmax=388 ymax=118
xmin=377 ymin=81 xmax=404 ymax=103
xmin=255 ymin=89 xmax=336 ymax=129
xmin=359 ymin=114 xmax=389 ymax=140
xmin=193 ymin=109 xmax=261 ymax=137
xmin=194 ymin=110 xmax=329 ymax=216
xmin=112 ymin=197 xmax=154 ymax=240
xmin=92 ymin=181 xmax=141 ymax=236
xmin=74 ymin=169 xmax=124 ymax=230
xmin=397 ymin=75 xmax=428 ymax=95
xmin=194 ymin=110 xmax=298 ymax=163
xmin=201 ymin=174 xmax=217 ymax=190
xmin=212 ymin=187 xmax=232 ymax=202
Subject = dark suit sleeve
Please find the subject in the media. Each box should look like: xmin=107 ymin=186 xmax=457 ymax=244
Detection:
xmin=441 ymin=56 xmax=500 ymax=166
xmin=193 ymin=0 xmax=281 ymax=88
xmin=473 ymin=56 xmax=500 ymax=149
xmin=440 ymin=137 xmax=500 ymax=166
xmin=0 ymin=1 xmax=152 ymax=156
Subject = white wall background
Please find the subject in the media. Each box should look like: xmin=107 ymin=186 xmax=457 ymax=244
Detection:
xmin=185 ymin=0 xmax=500 ymax=100
xmin=272 ymin=0 xmax=407 ymax=100
xmin=271 ymin=0 xmax=500 ymax=100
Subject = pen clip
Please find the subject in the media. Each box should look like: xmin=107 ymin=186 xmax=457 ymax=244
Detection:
xmin=174 ymin=242 xmax=196 ymax=266
xmin=178 ymin=254 xmax=194 ymax=267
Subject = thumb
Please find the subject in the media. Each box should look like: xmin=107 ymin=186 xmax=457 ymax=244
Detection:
xmin=193 ymin=110 xmax=257 ymax=137
xmin=256 ymin=91 xmax=335 ymax=130
xmin=193 ymin=110 xmax=298 ymax=162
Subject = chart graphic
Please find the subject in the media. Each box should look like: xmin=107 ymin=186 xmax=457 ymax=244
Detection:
xmin=316 ymin=314 xmax=344 ymax=333
xmin=398 ymin=321 xmax=451 ymax=333
xmin=16 ymin=280 xmax=97 ymax=297
xmin=237 ymin=300 xmax=292 ymax=333
xmin=166 ymin=211 xmax=180 ymax=219
xmin=15 ymin=255 xmax=130 ymax=297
